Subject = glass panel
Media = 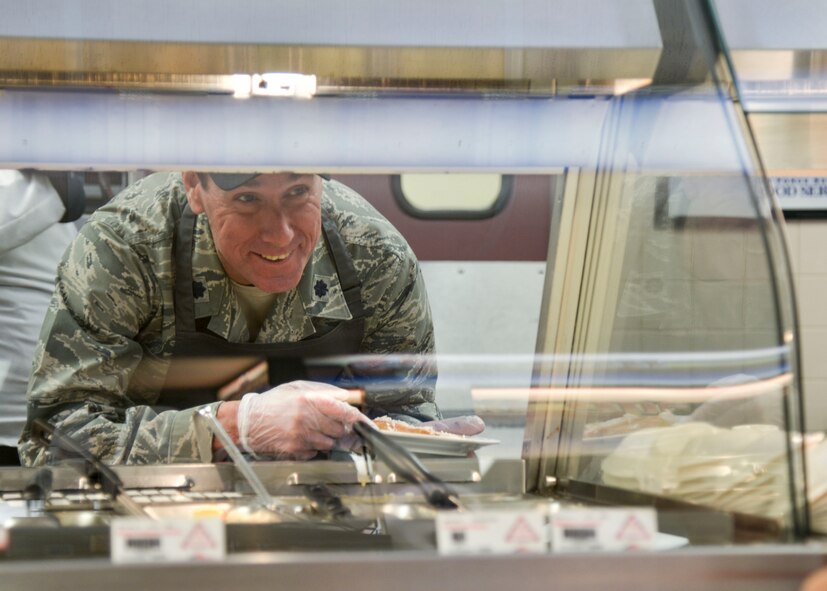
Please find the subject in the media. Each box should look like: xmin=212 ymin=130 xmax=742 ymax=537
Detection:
xmin=524 ymin=3 xmax=806 ymax=543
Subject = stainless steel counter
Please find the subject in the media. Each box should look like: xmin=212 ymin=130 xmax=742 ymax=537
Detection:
xmin=1 ymin=545 xmax=826 ymax=591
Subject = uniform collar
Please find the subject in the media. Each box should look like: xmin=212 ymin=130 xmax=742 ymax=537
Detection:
xmin=297 ymin=231 xmax=354 ymax=322
xmin=189 ymin=212 xmax=352 ymax=342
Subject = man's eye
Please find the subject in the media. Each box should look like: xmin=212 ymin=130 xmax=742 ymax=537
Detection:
xmin=235 ymin=193 xmax=258 ymax=203
xmin=287 ymin=185 xmax=310 ymax=198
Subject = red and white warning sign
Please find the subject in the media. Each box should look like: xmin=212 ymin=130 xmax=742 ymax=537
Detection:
xmin=549 ymin=507 xmax=657 ymax=552
xmin=436 ymin=509 xmax=548 ymax=555
xmin=111 ymin=518 xmax=226 ymax=564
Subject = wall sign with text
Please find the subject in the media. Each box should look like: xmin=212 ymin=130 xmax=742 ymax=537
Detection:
xmin=771 ymin=177 xmax=827 ymax=212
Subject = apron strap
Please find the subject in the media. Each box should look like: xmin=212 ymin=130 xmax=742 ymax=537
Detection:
xmin=173 ymin=203 xmax=199 ymax=334
xmin=321 ymin=215 xmax=368 ymax=319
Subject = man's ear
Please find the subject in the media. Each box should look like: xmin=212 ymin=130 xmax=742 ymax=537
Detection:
xmin=181 ymin=171 xmax=206 ymax=214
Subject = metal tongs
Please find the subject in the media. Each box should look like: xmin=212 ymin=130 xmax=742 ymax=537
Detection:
xmin=352 ymin=421 xmax=464 ymax=510
xmin=31 ymin=418 xmax=148 ymax=518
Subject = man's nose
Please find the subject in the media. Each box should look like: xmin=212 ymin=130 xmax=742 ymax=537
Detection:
xmin=258 ymin=209 xmax=294 ymax=245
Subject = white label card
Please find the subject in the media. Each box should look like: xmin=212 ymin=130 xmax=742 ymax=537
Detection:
xmin=111 ymin=518 xmax=226 ymax=564
xmin=549 ymin=507 xmax=657 ymax=552
xmin=436 ymin=509 xmax=548 ymax=555
xmin=0 ymin=501 xmax=29 ymax=551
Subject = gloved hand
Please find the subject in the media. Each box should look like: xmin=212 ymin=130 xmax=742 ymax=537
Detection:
xmin=421 ymin=415 xmax=486 ymax=436
xmin=236 ymin=380 xmax=367 ymax=460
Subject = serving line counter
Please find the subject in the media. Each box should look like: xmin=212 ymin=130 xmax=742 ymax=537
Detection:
xmin=0 ymin=457 xmax=519 ymax=557
xmin=2 ymin=545 xmax=827 ymax=591
xmin=0 ymin=452 xmax=825 ymax=591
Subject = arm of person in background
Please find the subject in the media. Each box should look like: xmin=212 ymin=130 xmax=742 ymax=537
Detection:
xmin=688 ymin=373 xmax=783 ymax=428
xmin=0 ymin=170 xmax=78 ymax=255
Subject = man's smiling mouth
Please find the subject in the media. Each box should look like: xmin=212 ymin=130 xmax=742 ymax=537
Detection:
xmin=257 ymin=252 xmax=290 ymax=262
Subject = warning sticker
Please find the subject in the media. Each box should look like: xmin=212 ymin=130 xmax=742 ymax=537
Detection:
xmin=111 ymin=518 xmax=226 ymax=564
xmin=436 ymin=509 xmax=548 ymax=555
xmin=549 ymin=507 xmax=657 ymax=552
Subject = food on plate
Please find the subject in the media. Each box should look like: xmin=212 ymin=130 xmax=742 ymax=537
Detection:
xmin=373 ymin=416 xmax=463 ymax=438
xmin=373 ymin=416 xmax=438 ymax=435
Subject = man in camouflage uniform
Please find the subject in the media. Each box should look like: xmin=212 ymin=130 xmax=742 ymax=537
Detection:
xmin=20 ymin=172 xmax=439 ymax=465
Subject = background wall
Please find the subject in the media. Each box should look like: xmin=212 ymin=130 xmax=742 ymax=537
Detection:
xmin=785 ymin=219 xmax=827 ymax=431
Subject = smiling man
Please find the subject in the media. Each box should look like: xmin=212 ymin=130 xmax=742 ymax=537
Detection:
xmin=20 ymin=172 xmax=439 ymax=465
xmin=187 ymin=173 xmax=322 ymax=294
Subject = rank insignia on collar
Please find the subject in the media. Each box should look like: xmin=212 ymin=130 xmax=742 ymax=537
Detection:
xmin=192 ymin=275 xmax=209 ymax=303
xmin=313 ymin=275 xmax=331 ymax=302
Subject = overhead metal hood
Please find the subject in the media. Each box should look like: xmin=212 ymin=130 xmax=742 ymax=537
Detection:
xmin=716 ymin=0 xmax=827 ymax=173
xmin=0 ymin=0 xmax=825 ymax=173
xmin=0 ymin=0 xmax=662 ymax=93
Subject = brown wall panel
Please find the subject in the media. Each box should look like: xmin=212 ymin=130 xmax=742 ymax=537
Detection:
xmin=333 ymin=174 xmax=553 ymax=261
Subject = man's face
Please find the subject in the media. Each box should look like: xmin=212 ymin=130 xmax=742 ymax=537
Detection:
xmin=183 ymin=172 xmax=323 ymax=293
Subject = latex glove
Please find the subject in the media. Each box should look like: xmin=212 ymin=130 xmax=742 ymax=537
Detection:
xmin=421 ymin=415 xmax=486 ymax=436
xmin=237 ymin=380 xmax=367 ymax=460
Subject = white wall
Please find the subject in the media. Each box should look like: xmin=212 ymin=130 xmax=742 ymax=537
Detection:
xmin=785 ymin=220 xmax=827 ymax=430
xmin=420 ymin=261 xmax=546 ymax=416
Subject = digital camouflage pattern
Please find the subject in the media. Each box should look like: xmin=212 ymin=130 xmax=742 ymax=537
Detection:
xmin=20 ymin=173 xmax=438 ymax=465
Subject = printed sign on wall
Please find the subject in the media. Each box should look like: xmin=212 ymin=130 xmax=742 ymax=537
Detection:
xmin=771 ymin=177 xmax=827 ymax=211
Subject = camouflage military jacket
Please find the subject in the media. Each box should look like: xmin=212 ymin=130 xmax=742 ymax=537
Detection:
xmin=20 ymin=173 xmax=438 ymax=465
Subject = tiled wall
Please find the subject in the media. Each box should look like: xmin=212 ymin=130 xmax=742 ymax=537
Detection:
xmin=609 ymin=176 xmax=794 ymax=428
xmin=611 ymin=176 xmax=779 ymax=357
xmin=785 ymin=220 xmax=827 ymax=430
xmin=611 ymin=210 xmax=827 ymax=432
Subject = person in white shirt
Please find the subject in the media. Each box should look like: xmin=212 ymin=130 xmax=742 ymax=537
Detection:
xmin=0 ymin=170 xmax=80 ymax=465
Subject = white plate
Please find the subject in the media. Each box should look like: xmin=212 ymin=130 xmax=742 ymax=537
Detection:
xmin=382 ymin=431 xmax=500 ymax=457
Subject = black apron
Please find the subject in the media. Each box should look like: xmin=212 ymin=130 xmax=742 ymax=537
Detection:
xmin=155 ymin=204 xmax=368 ymax=410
